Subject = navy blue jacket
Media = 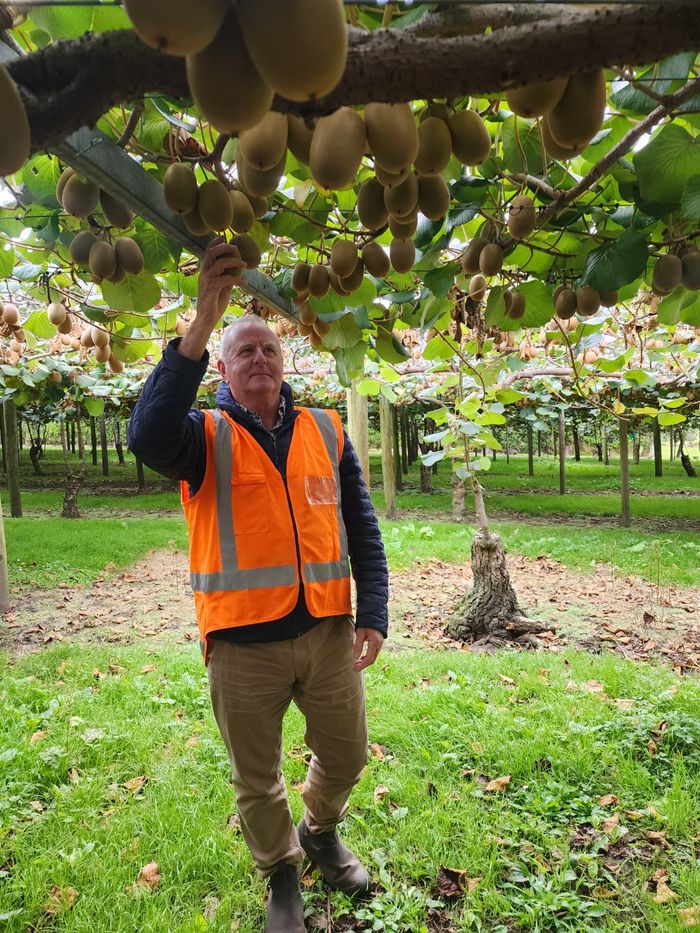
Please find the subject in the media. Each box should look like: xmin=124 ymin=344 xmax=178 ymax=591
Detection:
xmin=128 ymin=339 xmax=389 ymax=643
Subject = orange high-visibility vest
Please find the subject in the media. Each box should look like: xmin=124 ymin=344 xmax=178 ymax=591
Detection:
xmin=181 ymin=407 xmax=352 ymax=660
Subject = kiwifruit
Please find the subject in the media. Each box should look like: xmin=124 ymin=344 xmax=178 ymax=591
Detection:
xmin=91 ymin=324 xmax=111 ymax=348
xmin=339 ymin=259 xmax=365 ymax=293
xmin=164 ymin=163 xmax=198 ymax=215
xmin=183 ymin=205 xmax=210 ymax=237
xmin=384 ymin=173 xmax=419 ymax=219
xmin=187 ymin=10 xmax=274 ymax=132
xmin=56 ymin=168 xmax=74 ymax=206
xmin=310 ymin=107 xmax=366 ymax=191
xmin=414 ymin=117 xmax=452 ymax=176
xmin=94 ymin=344 xmax=111 ymax=364
xmin=198 ymin=178 xmax=234 ymax=231
xmin=357 ymin=177 xmax=388 ymax=230
xmin=390 ymin=238 xmax=415 ymax=274
xmin=598 ymin=290 xmax=619 ymax=307
xmin=449 ymin=110 xmax=491 ymax=165
xmin=469 ymin=274 xmax=487 ymax=301
xmin=681 ymin=251 xmax=700 ymax=290
xmin=479 ymin=243 xmax=503 ymax=277
xmin=576 ymin=286 xmax=601 ymax=316
xmin=9 ymin=337 xmax=24 ymax=355
xmin=375 ymin=163 xmax=410 ymax=189
xmin=364 ymin=103 xmax=419 ymax=174
xmin=293 ymin=290 xmax=309 ymax=306
xmin=0 ymin=65 xmax=30 ymax=177
xmin=231 ymin=233 xmax=261 ymax=269
xmin=313 ymin=318 xmax=331 ymax=337
xmin=47 ymin=302 xmax=68 ymax=326
xmin=330 ymin=239 xmax=358 ymax=278
xmin=57 ymin=315 xmax=73 ymax=335
xmin=297 ymin=320 xmax=315 ymax=337
xmin=417 ymin=174 xmax=450 ymax=221
xmin=540 ymin=116 xmax=588 ymax=160
xmin=230 ymin=189 xmax=255 ymax=233
xmin=298 ymin=302 xmax=317 ymax=326
xmin=62 ymin=175 xmax=100 ymax=218
xmin=1 ymin=303 xmax=19 ymax=326
xmin=246 ymin=191 xmax=269 ymax=218
xmin=108 ymin=353 xmax=125 ymax=374
xmin=109 ymin=264 xmax=127 ymax=284
xmin=69 ymin=231 xmax=98 ymax=266
xmin=653 ymin=254 xmax=683 ymax=292
xmin=507 ymin=289 xmax=526 ymax=319
xmin=238 ymin=151 xmax=286 ymax=198
xmin=389 ymin=215 xmax=418 ymax=239
xmin=239 ymin=111 xmax=289 ymax=171
xmin=330 ymin=270 xmax=351 ymax=296
xmin=286 ymin=115 xmax=314 ymax=165
xmin=236 ymin=0 xmax=346 ymax=101
xmin=548 ymin=70 xmax=606 ymax=150
xmin=99 ymin=190 xmax=133 ymax=229
xmin=507 ymin=194 xmax=536 ymax=240
xmin=362 ymin=241 xmax=391 ymax=279
xmin=308 ymin=264 xmax=331 ymax=298
xmin=114 ymin=237 xmax=145 ymax=276
xmin=460 ymin=236 xmax=488 ymax=275
xmin=123 ymin=0 xmax=227 ymax=55
xmin=292 ymin=262 xmax=312 ymax=292
xmin=506 ymin=78 xmax=568 ymax=118
xmin=555 ymin=288 xmax=578 ymax=319
xmin=89 ymin=241 xmax=117 ymax=280
xmin=419 ymin=102 xmax=452 ymax=124
xmin=80 ymin=328 xmax=94 ymax=349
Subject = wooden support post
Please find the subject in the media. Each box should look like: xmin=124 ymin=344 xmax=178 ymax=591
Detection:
xmin=346 ymin=382 xmax=370 ymax=487
xmin=552 ymin=425 xmax=558 ymax=458
xmin=653 ymin=418 xmax=663 ymax=478
xmin=0 ymin=409 xmax=5 ymax=473
xmin=378 ymin=396 xmax=397 ymax=520
xmin=537 ymin=430 xmax=542 ymax=458
xmin=2 ymin=401 xmax=22 ymax=518
xmin=603 ymin=430 xmax=609 ymax=466
xmin=391 ymin=406 xmax=403 ymax=492
xmin=400 ymin=409 xmax=409 ymax=475
xmin=90 ymin=416 xmax=98 ymax=466
xmin=572 ymin=423 xmax=581 ymax=461
xmin=669 ymin=427 xmax=675 ymax=461
xmin=619 ymin=418 xmax=631 ymax=528
xmin=558 ymin=410 xmax=566 ymax=496
xmin=0 ymin=498 xmax=10 ymax=613
xmin=69 ymin=418 xmax=76 ymax=454
xmin=136 ymin=457 xmax=146 ymax=492
xmin=99 ymin=416 xmax=109 ymax=477
xmin=505 ymin=419 xmax=510 ymax=465
xmin=527 ymin=423 xmax=534 ymax=477
xmin=76 ymin=408 xmax=85 ymax=463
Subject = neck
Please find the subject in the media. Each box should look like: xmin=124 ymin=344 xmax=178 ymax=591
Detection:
xmin=236 ymin=390 xmax=281 ymax=429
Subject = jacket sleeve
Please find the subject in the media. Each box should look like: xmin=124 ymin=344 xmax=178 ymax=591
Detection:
xmin=127 ymin=338 xmax=208 ymax=490
xmin=339 ymin=432 xmax=389 ymax=638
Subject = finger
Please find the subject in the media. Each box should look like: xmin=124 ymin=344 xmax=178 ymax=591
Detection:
xmin=201 ymin=242 xmax=240 ymax=271
xmin=210 ymin=275 xmax=245 ymax=291
xmin=206 ymin=256 xmax=247 ymax=279
xmin=353 ymin=631 xmax=365 ymax=664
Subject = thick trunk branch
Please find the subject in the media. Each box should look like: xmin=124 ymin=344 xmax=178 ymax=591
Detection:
xmin=7 ymin=3 xmax=700 ymax=156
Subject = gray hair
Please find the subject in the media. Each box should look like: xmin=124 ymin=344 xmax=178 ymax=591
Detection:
xmin=218 ymin=315 xmax=277 ymax=364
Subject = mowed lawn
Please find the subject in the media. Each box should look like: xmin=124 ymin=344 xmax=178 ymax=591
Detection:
xmin=1 ymin=644 xmax=699 ymax=932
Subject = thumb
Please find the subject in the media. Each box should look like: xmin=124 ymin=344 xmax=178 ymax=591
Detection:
xmin=353 ymin=630 xmax=365 ymax=663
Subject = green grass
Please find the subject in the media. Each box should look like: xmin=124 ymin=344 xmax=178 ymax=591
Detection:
xmin=4 ymin=518 xmax=189 ymax=588
xmin=1 ymin=490 xmax=181 ymax=514
xmin=1 ymin=643 xmax=699 ymax=931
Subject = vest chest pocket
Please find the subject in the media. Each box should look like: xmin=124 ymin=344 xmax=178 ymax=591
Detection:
xmin=231 ymin=473 xmax=269 ymax=535
xmin=305 ymin=475 xmax=338 ymax=506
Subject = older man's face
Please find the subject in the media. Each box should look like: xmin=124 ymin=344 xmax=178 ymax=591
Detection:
xmin=219 ymin=320 xmax=284 ymax=402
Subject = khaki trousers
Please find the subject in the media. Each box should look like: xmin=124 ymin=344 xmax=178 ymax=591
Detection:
xmin=207 ymin=616 xmax=369 ymax=877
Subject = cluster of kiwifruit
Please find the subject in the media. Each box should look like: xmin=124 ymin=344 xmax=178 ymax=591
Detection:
xmin=518 ymin=338 xmax=538 ymax=361
xmin=163 ymin=162 xmax=263 ymax=268
xmin=506 ymin=70 xmax=607 ymax=160
xmin=651 ymin=246 xmax=700 ymax=297
xmin=44 ymin=300 xmax=123 ymax=371
xmin=554 ymin=285 xmax=618 ymax=321
xmin=56 ymin=168 xmax=146 ymax=285
xmin=124 ymin=0 xmax=347 ymax=134
xmin=461 ymin=236 xmax=504 ymax=279
xmin=0 ymin=300 xmax=26 ymax=360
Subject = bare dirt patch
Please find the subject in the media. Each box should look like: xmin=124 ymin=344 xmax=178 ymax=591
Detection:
xmin=2 ymin=549 xmax=699 ymax=670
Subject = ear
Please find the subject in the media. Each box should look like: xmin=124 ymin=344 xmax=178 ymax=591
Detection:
xmin=217 ymin=358 xmax=227 ymax=382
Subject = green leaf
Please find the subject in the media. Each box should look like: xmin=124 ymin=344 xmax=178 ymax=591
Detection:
xmin=423 ymin=265 xmax=455 ymax=298
xmin=423 ymin=335 xmax=459 ymax=361
xmin=22 ymin=155 xmax=62 ymax=207
xmin=660 ymin=397 xmax=688 ymax=409
xmin=101 ymin=271 xmax=161 ymax=313
xmin=519 ymin=280 xmax=555 ymax=328
xmin=133 ymin=220 xmax=181 ymax=273
xmin=657 ymin=288 xmax=700 ymax=326
xmin=580 ymin=229 xmax=649 ymax=291
xmin=0 ymin=245 xmax=14 ymax=279
xmin=323 ymin=314 xmax=362 ymax=350
xmin=634 ymin=124 xmax=700 ymax=206
xmin=502 ymin=117 xmax=543 ymax=175
xmin=269 ymin=211 xmax=319 ymax=246
xmin=30 ymin=7 xmax=93 ymax=38
xmin=355 ymin=378 xmax=380 ymax=396
xmin=83 ymin=398 xmax=106 ymax=418
xmin=611 ymin=54 xmax=696 ymax=114
xmin=23 ymin=311 xmax=55 ymax=339
xmin=333 ymin=343 xmax=366 ymax=385
xmin=658 ymin=412 xmax=686 ymax=426
xmin=681 ymin=176 xmax=700 ymax=221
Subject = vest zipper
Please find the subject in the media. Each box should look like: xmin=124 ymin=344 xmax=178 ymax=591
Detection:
xmin=272 ymin=430 xmax=306 ymax=638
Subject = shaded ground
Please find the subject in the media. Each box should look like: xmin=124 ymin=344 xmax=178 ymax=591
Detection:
xmin=3 ymin=549 xmax=699 ymax=671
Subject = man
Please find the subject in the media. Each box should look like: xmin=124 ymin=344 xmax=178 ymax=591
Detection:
xmin=129 ymin=240 xmax=389 ymax=932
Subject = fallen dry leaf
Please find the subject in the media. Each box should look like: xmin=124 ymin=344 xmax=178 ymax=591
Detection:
xmin=370 ymin=743 xmax=387 ymax=760
xmin=655 ymin=879 xmax=679 ymax=904
xmin=186 ymin=736 xmax=199 ymax=748
xmin=30 ymin=800 xmax=44 ymax=812
xmin=108 ymin=664 xmax=126 ymax=675
xmin=484 ymin=775 xmax=511 ymax=793
xmin=124 ymin=775 xmax=147 ymax=794
xmin=30 ymin=730 xmax=47 ymax=743
xmin=644 ymin=830 xmax=670 ymax=847
xmin=592 ymin=885 xmax=619 ymax=899
xmin=136 ymin=862 xmax=160 ymax=890
xmin=497 ymin=673 xmax=516 ymax=686
xmin=140 ymin=665 xmax=157 ymax=674
xmin=615 ymin=698 xmax=636 ymax=710
xmin=226 ymin=813 xmax=241 ymax=833
xmin=374 ymin=784 xmax=390 ymax=803
xmin=437 ymin=866 xmax=477 ymax=900
xmin=602 ymin=813 xmax=620 ymax=833
xmin=599 ymin=794 xmax=619 ymax=807
xmin=44 ymin=886 xmax=79 ymax=915
xmin=679 ymin=906 xmax=700 ymax=927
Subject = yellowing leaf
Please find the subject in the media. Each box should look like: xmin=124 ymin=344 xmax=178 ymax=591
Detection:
xmin=136 ymin=862 xmax=160 ymax=890
xmin=484 ymin=775 xmax=511 ymax=793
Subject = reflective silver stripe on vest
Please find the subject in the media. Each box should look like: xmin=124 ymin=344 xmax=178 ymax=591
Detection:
xmin=304 ymin=409 xmax=350 ymax=584
xmin=190 ymin=411 xmax=297 ymax=593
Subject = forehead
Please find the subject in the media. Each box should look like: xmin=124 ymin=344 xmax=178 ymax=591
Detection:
xmin=231 ymin=321 xmax=279 ymax=348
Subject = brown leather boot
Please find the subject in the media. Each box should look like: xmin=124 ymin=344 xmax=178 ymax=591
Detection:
xmin=266 ymin=862 xmax=306 ymax=933
xmin=297 ymin=819 xmax=371 ymax=897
